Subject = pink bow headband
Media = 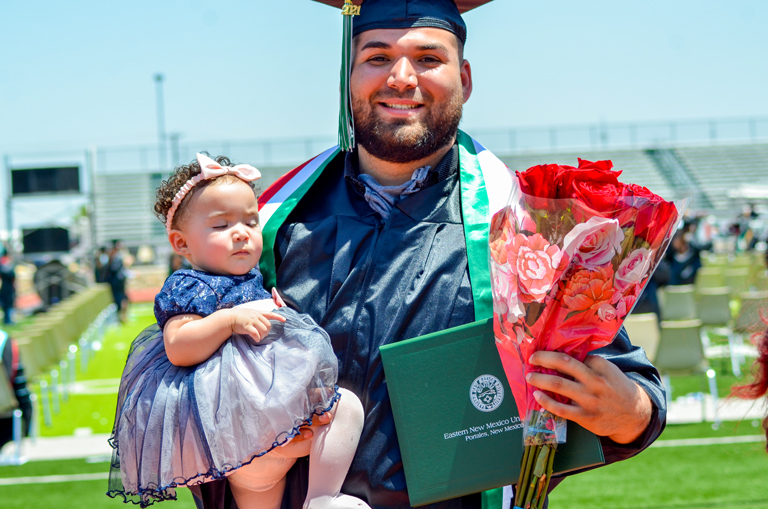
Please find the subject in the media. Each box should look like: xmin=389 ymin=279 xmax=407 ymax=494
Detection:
xmin=165 ymin=153 xmax=261 ymax=234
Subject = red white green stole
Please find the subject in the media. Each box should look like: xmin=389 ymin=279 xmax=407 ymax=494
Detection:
xmin=258 ymin=130 xmax=514 ymax=321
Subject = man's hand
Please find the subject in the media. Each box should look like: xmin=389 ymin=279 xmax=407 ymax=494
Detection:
xmin=526 ymin=352 xmax=652 ymax=444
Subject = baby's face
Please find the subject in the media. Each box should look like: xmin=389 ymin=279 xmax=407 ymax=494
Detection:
xmin=178 ymin=180 xmax=263 ymax=276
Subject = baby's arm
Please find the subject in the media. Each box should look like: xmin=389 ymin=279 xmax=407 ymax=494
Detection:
xmin=163 ymin=308 xmax=286 ymax=366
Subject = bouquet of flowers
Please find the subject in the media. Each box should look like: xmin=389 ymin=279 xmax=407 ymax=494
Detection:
xmin=489 ymin=159 xmax=684 ymax=509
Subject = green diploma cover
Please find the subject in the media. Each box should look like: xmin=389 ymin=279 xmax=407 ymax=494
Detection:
xmin=380 ymin=318 xmax=605 ymax=506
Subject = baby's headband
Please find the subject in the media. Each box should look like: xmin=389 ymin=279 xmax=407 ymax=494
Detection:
xmin=165 ymin=153 xmax=261 ymax=234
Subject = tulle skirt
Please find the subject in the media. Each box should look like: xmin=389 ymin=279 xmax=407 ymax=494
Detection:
xmin=107 ymin=307 xmax=339 ymax=507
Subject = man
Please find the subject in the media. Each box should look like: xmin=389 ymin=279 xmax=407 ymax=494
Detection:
xmin=194 ymin=1 xmax=665 ymax=507
xmin=105 ymin=240 xmax=129 ymax=323
xmin=0 ymin=248 xmax=16 ymax=325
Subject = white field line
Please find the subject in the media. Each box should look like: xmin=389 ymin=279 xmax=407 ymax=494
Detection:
xmin=0 ymin=472 xmax=109 ymax=485
xmin=651 ymin=435 xmax=766 ymax=447
xmin=0 ymin=436 xmax=764 ymax=486
xmin=70 ymin=378 xmax=121 ymax=395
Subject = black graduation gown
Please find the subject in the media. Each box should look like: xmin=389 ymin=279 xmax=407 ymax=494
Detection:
xmin=193 ymin=147 xmax=667 ymax=509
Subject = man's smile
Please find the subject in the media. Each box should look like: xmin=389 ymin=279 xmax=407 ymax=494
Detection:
xmin=377 ymin=99 xmax=424 ymax=117
xmin=382 ymin=103 xmax=419 ymax=110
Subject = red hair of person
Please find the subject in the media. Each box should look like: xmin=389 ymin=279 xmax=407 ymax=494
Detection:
xmin=731 ymin=311 xmax=768 ymax=450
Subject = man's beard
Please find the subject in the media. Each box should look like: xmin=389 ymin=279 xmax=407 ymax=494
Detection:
xmin=352 ymin=90 xmax=463 ymax=164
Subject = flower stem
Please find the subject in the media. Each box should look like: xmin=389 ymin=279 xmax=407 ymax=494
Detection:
xmin=536 ymin=444 xmax=558 ymax=509
xmin=533 ymin=474 xmax=547 ymax=507
xmin=523 ymin=473 xmax=539 ymax=509
xmin=529 ymin=444 xmax=550 ymax=508
xmin=515 ymin=444 xmax=531 ymax=506
xmin=517 ymin=444 xmax=537 ymax=506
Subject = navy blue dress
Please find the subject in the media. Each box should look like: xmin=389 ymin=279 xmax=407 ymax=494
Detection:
xmin=108 ymin=269 xmax=340 ymax=507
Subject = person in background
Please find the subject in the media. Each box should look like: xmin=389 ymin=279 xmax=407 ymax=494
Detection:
xmin=94 ymin=246 xmax=109 ymax=283
xmin=631 ymin=257 xmax=670 ymax=322
xmin=667 ymin=223 xmax=706 ymax=286
xmin=168 ymin=252 xmax=192 ymax=277
xmin=106 ymin=240 xmax=129 ymax=322
xmin=0 ymin=330 xmax=32 ymax=449
xmin=0 ymin=249 xmax=17 ymax=325
xmin=730 ymin=204 xmax=760 ymax=252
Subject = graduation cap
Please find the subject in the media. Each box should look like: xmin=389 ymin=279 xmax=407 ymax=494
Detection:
xmin=314 ymin=0 xmax=493 ymax=151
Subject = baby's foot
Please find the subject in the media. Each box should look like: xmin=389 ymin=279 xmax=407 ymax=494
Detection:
xmin=304 ymin=494 xmax=371 ymax=509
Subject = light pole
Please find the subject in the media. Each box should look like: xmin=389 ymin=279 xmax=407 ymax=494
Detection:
xmin=154 ymin=73 xmax=167 ymax=170
xmin=169 ymin=133 xmax=181 ymax=167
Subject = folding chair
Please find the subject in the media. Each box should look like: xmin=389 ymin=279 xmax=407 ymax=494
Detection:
xmin=697 ymin=287 xmax=742 ymax=376
xmin=654 ymin=319 xmax=719 ymax=426
xmin=624 ymin=313 xmax=660 ymax=362
xmin=750 ymin=271 xmax=768 ymax=292
xmin=701 ymin=253 xmax=727 ymax=269
xmin=662 ymin=285 xmax=697 ymax=320
xmin=725 ymin=268 xmax=751 ymax=299
xmin=697 ymin=287 xmax=732 ymax=326
xmin=13 ymin=338 xmax=47 ymax=379
xmin=695 ymin=268 xmax=725 ymax=291
xmin=734 ymin=291 xmax=768 ymax=334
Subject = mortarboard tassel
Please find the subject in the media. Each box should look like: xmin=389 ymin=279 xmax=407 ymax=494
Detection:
xmin=338 ymin=0 xmax=360 ymax=151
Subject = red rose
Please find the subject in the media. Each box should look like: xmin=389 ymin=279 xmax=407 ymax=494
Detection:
xmin=622 ymin=183 xmax=656 ymax=200
xmin=556 ymin=160 xmax=626 ymax=213
xmin=576 ymin=158 xmax=622 ymax=176
xmin=567 ymin=179 xmax=627 ymax=218
xmin=516 ymin=164 xmax=572 ymax=199
xmin=622 ymin=184 xmax=679 ymax=246
xmin=635 ymin=200 xmax=679 ymax=247
xmin=557 ymin=161 xmax=622 ymax=194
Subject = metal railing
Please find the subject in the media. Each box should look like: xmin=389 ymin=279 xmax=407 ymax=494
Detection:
xmin=4 ymin=116 xmax=768 ymax=175
xmin=2 ymin=115 xmax=767 ymax=249
xmin=103 ymin=116 xmax=768 ymax=173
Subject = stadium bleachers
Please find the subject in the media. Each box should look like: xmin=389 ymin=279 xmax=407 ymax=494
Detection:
xmin=675 ymin=143 xmax=768 ymax=211
xmin=93 ymin=166 xmax=293 ymax=249
xmin=93 ymin=173 xmax=165 ymax=247
xmin=82 ymin=137 xmax=768 ymax=251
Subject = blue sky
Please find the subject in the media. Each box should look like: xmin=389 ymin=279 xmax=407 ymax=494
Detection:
xmin=1 ymin=0 xmax=766 ymax=153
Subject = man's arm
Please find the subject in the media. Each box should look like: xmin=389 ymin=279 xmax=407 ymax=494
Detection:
xmin=526 ymin=327 xmax=666 ymax=457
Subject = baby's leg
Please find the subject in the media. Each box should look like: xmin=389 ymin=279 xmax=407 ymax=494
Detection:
xmin=229 ymin=476 xmax=285 ymax=509
xmin=304 ymin=388 xmax=369 ymax=509
xmin=227 ymin=451 xmax=296 ymax=509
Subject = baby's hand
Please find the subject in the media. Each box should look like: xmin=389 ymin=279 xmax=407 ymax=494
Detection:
xmin=230 ymin=309 xmax=286 ymax=342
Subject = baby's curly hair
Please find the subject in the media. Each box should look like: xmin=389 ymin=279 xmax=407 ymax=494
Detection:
xmin=154 ymin=154 xmax=257 ymax=231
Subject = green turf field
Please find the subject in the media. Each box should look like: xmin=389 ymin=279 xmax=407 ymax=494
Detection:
xmin=0 ymin=303 xmax=765 ymax=508
xmin=0 ymin=458 xmax=197 ymax=509
xmin=548 ymin=440 xmax=768 ymax=508
xmin=25 ymin=303 xmax=157 ymax=436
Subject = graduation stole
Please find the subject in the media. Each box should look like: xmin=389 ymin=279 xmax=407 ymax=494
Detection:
xmin=258 ymin=130 xmax=515 ymax=321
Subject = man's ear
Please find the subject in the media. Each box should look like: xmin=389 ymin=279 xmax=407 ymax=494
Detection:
xmin=461 ymin=59 xmax=473 ymax=104
xmin=168 ymin=230 xmax=190 ymax=256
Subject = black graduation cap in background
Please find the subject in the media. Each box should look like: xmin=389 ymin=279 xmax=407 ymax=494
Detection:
xmin=313 ymin=0 xmax=493 ymax=151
